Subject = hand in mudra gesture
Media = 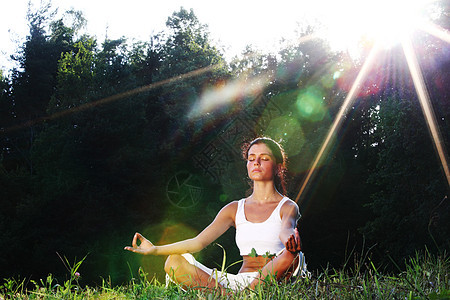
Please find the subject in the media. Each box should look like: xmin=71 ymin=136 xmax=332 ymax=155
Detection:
xmin=124 ymin=232 xmax=156 ymax=255
xmin=285 ymin=228 xmax=301 ymax=254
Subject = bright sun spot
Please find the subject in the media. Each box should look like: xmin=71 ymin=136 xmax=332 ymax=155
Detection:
xmin=317 ymin=0 xmax=439 ymax=53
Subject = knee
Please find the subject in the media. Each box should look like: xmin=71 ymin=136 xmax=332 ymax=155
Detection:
xmin=164 ymin=254 xmax=184 ymax=274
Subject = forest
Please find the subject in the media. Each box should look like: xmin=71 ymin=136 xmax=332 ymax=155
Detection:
xmin=0 ymin=3 xmax=448 ymax=287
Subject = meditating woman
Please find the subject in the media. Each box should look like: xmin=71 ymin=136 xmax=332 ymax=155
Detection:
xmin=124 ymin=137 xmax=306 ymax=292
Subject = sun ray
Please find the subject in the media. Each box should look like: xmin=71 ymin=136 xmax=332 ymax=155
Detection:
xmin=420 ymin=21 xmax=450 ymax=44
xmin=402 ymin=36 xmax=450 ymax=186
xmin=1 ymin=64 xmax=223 ymax=134
xmin=294 ymin=42 xmax=382 ymax=204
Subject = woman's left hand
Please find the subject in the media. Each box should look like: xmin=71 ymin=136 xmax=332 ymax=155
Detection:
xmin=285 ymin=228 xmax=301 ymax=254
xmin=124 ymin=232 xmax=156 ymax=255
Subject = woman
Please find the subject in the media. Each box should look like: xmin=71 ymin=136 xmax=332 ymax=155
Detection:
xmin=124 ymin=137 xmax=305 ymax=293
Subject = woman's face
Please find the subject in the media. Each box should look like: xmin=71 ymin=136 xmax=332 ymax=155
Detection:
xmin=246 ymin=143 xmax=278 ymax=182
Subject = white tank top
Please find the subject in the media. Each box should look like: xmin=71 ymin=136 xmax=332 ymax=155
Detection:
xmin=235 ymin=197 xmax=289 ymax=256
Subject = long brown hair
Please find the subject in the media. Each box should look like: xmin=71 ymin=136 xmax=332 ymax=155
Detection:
xmin=242 ymin=137 xmax=288 ymax=195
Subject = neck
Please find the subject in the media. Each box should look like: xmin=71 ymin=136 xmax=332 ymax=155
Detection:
xmin=250 ymin=182 xmax=280 ymax=203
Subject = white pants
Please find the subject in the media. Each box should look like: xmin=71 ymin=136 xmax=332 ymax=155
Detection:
xmin=166 ymin=251 xmax=309 ymax=291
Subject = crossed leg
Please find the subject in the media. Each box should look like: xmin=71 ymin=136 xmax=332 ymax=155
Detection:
xmin=165 ymin=251 xmax=299 ymax=292
xmin=164 ymin=254 xmax=226 ymax=293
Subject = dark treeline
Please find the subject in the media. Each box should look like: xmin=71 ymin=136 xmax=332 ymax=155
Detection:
xmin=0 ymin=3 xmax=448 ymax=286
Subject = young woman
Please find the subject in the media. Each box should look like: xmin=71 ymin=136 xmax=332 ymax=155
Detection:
xmin=124 ymin=137 xmax=305 ymax=292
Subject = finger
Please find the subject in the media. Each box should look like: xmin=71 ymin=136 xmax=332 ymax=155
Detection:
xmin=287 ymin=234 xmax=295 ymax=251
xmin=131 ymin=232 xmax=138 ymax=248
xmin=295 ymin=229 xmax=302 ymax=250
xmin=285 ymin=234 xmax=292 ymax=247
xmin=288 ymin=241 xmax=296 ymax=252
xmin=286 ymin=232 xmax=301 ymax=253
xmin=290 ymin=234 xmax=296 ymax=246
xmin=286 ymin=239 xmax=291 ymax=251
xmin=295 ymin=228 xmax=300 ymax=243
xmin=289 ymin=235 xmax=296 ymax=248
xmin=136 ymin=232 xmax=147 ymax=244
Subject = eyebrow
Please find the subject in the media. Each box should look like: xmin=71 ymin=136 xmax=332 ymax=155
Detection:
xmin=248 ymin=153 xmax=273 ymax=156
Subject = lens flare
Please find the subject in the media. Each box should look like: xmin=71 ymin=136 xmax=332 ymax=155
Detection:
xmin=188 ymin=73 xmax=272 ymax=119
xmin=320 ymin=72 xmax=336 ymax=89
xmin=139 ymin=221 xmax=199 ymax=281
xmin=264 ymin=116 xmax=305 ymax=156
xmin=295 ymin=42 xmax=381 ymax=204
xmin=296 ymin=86 xmax=326 ymax=122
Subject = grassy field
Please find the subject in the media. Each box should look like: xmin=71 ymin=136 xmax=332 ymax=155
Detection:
xmin=1 ymin=250 xmax=448 ymax=299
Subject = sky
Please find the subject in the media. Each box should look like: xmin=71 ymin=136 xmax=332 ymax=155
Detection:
xmin=1 ymin=0 xmax=443 ymax=74
xmin=0 ymin=0 xmax=324 ymax=72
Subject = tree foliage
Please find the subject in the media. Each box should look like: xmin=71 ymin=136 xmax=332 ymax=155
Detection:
xmin=0 ymin=3 xmax=448 ymax=286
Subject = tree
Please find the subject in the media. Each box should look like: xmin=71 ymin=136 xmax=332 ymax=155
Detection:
xmin=360 ymin=95 xmax=449 ymax=264
xmin=0 ymin=70 xmax=13 ymax=163
xmin=358 ymin=30 xmax=450 ymax=264
xmin=5 ymin=3 xmax=83 ymax=173
xmin=153 ymin=7 xmax=229 ymax=149
xmin=11 ymin=3 xmax=77 ymax=121
xmin=27 ymin=32 xmax=164 ymax=283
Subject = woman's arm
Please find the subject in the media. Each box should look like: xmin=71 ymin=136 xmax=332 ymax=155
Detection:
xmin=124 ymin=201 xmax=237 ymax=256
xmin=279 ymin=200 xmax=301 ymax=248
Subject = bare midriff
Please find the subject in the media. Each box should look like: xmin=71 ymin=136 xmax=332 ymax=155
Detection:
xmin=239 ymin=255 xmax=274 ymax=273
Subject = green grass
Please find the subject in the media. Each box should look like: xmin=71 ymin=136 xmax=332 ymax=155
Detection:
xmin=1 ymin=250 xmax=449 ymax=299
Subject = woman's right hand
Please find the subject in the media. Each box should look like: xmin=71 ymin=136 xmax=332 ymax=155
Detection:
xmin=285 ymin=228 xmax=302 ymax=254
xmin=124 ymin=232 xmax=156 ymax=255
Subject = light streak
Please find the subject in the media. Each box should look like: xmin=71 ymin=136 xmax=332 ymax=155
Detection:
xmin=294 ymin=42 xmax=381 ymax=204
xmin=295 ymin=20 xmax=450 ymax=203
xmin=1 ymin=64 xmax=222 ymax=134
xmin=402 ymin=36 xmax=450 ymax=186
xmin=421 ymin=22 xmax=450 ymax=44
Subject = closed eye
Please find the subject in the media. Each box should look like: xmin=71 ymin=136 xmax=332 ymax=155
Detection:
xmin=247 ymin=155 xmax=272 ymax=161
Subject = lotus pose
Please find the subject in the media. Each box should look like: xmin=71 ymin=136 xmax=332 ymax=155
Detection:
xmin=124 ymin=137 xmax=306 ymax=292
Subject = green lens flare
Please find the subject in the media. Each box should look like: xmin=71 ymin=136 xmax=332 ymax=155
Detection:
xmin=296 ymin=86 xmax=326 ymax=122
xmin=265 ymin=116 xmax=305 ymax=156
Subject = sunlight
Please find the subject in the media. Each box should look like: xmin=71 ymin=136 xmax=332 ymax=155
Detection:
xmin=365 ymin=0 xmax=425 ymax=47
xmin=402 ymin=37 xmax=450 ymax=186
xmin=320 ymin=0 xmax=439 ymax=53
xmin=2 ymin=64 xmax=222 ymax=134
xmin=293 ymin=0 xmax=450 ymax=203
xmin=421 ymin=21 xmax=450 ymax=44
xmin=295 ymin=42 xmax=382 ymax=204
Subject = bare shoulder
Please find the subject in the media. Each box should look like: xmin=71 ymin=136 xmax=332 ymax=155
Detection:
xmin=281 ymin=198 xmax=299 ymax=209
xmin=280 ymin=198 xmax=300 ymax=219
xmin=215 ymin=201 xmax=239 ymax=221
xmin=220 ymin=201 xmax=239 ymax=215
